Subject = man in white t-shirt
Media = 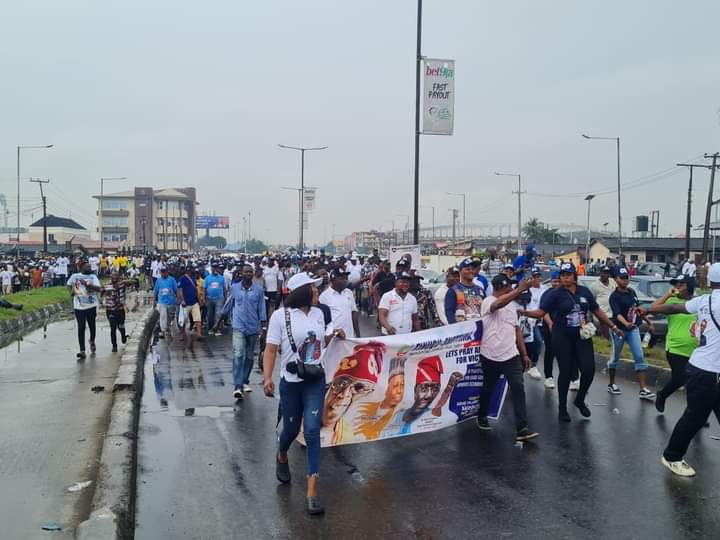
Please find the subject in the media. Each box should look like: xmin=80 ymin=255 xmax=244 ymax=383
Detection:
xmin=1 ymin=265 xmax=15 ymax=295
xmin=89 ymin=255 xmax=100 ymax=274
xmin=67 ymin=260 xmax=102 ymax=360
xmin=263 ymin=259 xmax=280 ymax=312
xmin=643 ymin=262 xmax=720 ymax=478
xmin=378 ymin=273 xmax=419 ymax=335
xmin=319 ymin=268 xmax=360 ymax=338
xmin=476 ymin=275 xmax=538 ymax=443
xmin=681 ymin=259 xmax=697 ymax=278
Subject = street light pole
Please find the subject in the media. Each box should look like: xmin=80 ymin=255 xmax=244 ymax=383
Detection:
xmin=278 ymin=144 xmax=327 ymax=252
xmin=494 ymin=172 xmax=523 ymax=251
xmin=99 ymin=177 xmax=127 ymax=253
xmin=281 ymin=186 xmax=303 ymax=250
xmin=17 ymin=144 xmax=53 ymax=254
xmin=412 ymin=0 xmax=423 ymax=245
xmin=584 ymin=194 xmax=595 ymax=263
xmin=582 ymin=134 xmax=622 ymax=256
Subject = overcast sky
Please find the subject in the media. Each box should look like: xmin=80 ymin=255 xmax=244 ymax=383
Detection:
xmin=1 ymin=0 xmax=719 ymax=246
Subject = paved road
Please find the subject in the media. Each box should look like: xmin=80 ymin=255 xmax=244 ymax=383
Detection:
xmin=136 ymin=315 xmax=720 ymax=540
xmin=0 ymin=295 xmax=148 ymax=540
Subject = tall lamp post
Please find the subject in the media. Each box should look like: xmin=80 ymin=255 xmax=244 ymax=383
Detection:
xmin=17 ymin=144 xmax=53 ymax=254
xmin=99 ymin=177 xmax=127 ymax=253
xmin=278 ymin=144 xmax=327 ymax=252
xmin=584 ymin=194 xmax=595 ymax=263
xmin=582 ymin=134 xmax=622 ymax=257
xmin=446 ymin=192 xmax=466 ymax=239
xmin=495 ymin=172 xmax=523 ymax=250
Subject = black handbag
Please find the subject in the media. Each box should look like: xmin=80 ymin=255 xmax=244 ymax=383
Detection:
xmin=284 ymin=308 xmax=326 ymax=382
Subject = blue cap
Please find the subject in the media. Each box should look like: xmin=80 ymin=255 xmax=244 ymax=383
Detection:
xmin=551 ymin=271 xmax=560 ymax=279
xmin=458 ymin=258 xmax=474 ymax=269
xmin=531 ymin=266 xmax=542 ymax=276
xmin=616 ymin=267 xmax=629 ymax=278
xmin=559 ymin=262 xmax=576 ymax=274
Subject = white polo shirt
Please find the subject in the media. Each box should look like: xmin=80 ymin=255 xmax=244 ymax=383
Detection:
xmin=686 ymin=291 xmax=720 ymax=372
xmin=379 ymin=289 xmax=418 ymax=335
xmin=319 ymin=286 xmax=357 ymax=338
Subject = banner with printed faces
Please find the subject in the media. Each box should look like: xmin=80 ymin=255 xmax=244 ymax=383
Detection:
xmin=389 ymin=245 xmax=422 ymax=271
xmin=318 ymin=320 xmax=507 ymax=447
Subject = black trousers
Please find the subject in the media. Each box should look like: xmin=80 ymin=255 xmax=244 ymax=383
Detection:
xmin=552 ymin=330 xmax=593 ymax=410
xmin=658 ymin=351 xmax=689 ymax=400
xmin=74 ymin=308 xmax=97 ymax=351
xmin=664 ymin=364 xmax=720 ymax=462
xmin=477 ymin=355 xmax=528 ymax=431
xmin=542 ymin=326 xmax=579 ymax=381
xmin=107 ymin=309 xmax=126 ymax=347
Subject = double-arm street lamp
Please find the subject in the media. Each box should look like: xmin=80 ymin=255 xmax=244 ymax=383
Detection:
xmin=278 ymin=144 xmax=328 ymax=252
xmin=582 ymin=134 xmax=622 ymax=256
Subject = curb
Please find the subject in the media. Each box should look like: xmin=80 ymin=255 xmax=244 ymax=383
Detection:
xmin=0 ymin=300 xmax=71 ymax=339
xmin=76 ymin=305 xmax=158 ymax=540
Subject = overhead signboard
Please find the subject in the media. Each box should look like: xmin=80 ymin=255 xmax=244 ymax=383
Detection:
xmin=423 ymin=58 xmax=455 ymax=135
xmin=196 ymin=216 xmax=230 ymax=229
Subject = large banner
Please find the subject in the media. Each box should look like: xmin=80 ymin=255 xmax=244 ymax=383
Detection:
xmin=318 ymin=321 xmax=507 ymax=447
xmin=423 ymin=58 xmax=455 ymax=135
xmin=389 ymin=244 xmax=422 ymax=270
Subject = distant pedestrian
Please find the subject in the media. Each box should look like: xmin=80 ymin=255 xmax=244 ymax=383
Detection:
xmin=204 ymin=262 xmax=227 ymax=336
xmin=154 ymin=266 xmax=178 ymax=339
xmin=102 ymin=271 xmax=130 ymax=352
xmin=434 ymin=267 xmax=459 ymax=326
xmin=378 ymin=273 xmax=419 ymax=335
xmin=67 ymin=260 xmax=102 ymax=359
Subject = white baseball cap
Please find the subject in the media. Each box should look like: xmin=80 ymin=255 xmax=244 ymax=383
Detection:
xmin=286 ymin=272 xmax=323 ymax=291
xmin=708 ymin=262 xmax=720 ymax=284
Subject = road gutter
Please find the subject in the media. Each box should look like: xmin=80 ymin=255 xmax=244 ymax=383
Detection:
xmin=76 ymin=307 xmax=158 ymax=540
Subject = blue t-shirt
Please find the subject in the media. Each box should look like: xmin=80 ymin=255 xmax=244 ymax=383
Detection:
xmin=445 ymin=282 xmax=485 ymax=323
xmin=178 ymin=274 xmax=198 ymax=306
xmin=205 ymin=274 xmax=226 ymax=301
xmin=154 ymin=276 xmax=178 ymax=305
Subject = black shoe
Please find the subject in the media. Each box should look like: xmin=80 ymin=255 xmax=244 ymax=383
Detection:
xmin=90 ymin=341 xmax=96 ymax=353
xmin=306 ymin=496 xmax=325 ymax=516
xmin=121 ymin=334 xmax=127 ymax=344
xmin=276 ymin=455 xmax=291 ymax=484
xmin=516 ymin=427 xmax=539 ymax=442
xmin=476 ymin=416 xmax=492 ymax=431
xmin=655 ymin=393 xmax=666 ymax=413
xmin=558 ymin=408 xmax=571 ymax=422
xmin=76 ymin=351 xmax=86 ymax=360
xmin=112 ymin=345 xmax=118 ymax=353
xmin=574 ymin=399 xmax=591 ymax=418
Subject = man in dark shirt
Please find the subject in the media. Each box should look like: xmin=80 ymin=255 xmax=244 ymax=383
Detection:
xmin=178 ymin=266 xmax=202 ymax=341
xmin=607 ymin=267 xmax=655 ymax=399
xmin=445 ymin=258 xmax=485 ymax=323
xmin=102 ymin=271 xmax=130 ymax=352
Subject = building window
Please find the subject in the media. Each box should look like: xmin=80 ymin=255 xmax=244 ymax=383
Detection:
xmin=102 ymin=233 xmax=128 ymax=242
xmin=102 ymin=199 xmax=129 ymax=210
xmin=102 ymin=216 xmax=128 ymax=227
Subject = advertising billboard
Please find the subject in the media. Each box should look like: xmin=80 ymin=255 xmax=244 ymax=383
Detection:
xmin=195 ymin=216 xmax=230 ymax=229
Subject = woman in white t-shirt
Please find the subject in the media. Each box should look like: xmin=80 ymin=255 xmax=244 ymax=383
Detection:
xmin=262 ymin=272 xmax=344 ymax=516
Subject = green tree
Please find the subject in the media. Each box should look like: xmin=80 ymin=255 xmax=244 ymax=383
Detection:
xmin=245 ymin=238 xmax=268 ymax=253
xmin=522 ymin=218 xmax=565 ymax=244
xmin=197 ymin=235 xmax=227 ymax=249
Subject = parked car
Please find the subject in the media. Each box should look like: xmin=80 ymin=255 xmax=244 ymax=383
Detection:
xmin=628 ymin=275 xmax=674 ymax=299
xmin=418 ymin=268 xmax=443 ymax=295
xmin=635 ymin=262 xmax=676 ymax=278
xmin=575 ymin=275 xmax=667 ymax=343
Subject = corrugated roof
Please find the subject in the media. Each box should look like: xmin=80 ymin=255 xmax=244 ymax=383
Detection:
xmin=29 ymin=215 xmax=87 ymax=230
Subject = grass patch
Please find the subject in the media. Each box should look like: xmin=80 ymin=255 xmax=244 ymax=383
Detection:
xmin=592 ymin=336 xmax=668 ymax=368
xmin=0 ymin=287 xmax=71 ymax=322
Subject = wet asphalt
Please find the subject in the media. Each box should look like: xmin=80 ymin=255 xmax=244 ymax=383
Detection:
xmin=135 ymin=315 xmax=720 ymax=540
xmin=0 ymin=295 xmax=146 ymax=540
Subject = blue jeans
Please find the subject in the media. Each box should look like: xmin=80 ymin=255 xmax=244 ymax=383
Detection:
xmin=526 ymin=326 xmax=543 ymax=366
xmin=206 ymin=297 xmax=224 ymax=329
xmin=278 ymin=377 xmax=325 ymax=476
xmin=608 ymin=326 xmax=647 ymax=371
xmin=232 ymin=330 xmax=258 ymax=388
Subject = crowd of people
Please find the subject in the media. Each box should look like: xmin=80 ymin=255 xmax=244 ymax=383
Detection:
xmin=5 ymin=243 xmax=715 ymax=515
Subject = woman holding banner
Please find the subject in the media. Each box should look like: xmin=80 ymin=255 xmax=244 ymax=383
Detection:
xmin=262 ymin=272 xmax=344 ymax=516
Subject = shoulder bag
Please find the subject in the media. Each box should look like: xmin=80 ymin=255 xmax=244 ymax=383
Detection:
xmin=284 ymin=308 xmax=326 ymax=382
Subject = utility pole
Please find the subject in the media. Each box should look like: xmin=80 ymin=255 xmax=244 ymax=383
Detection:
xmin=29 ymin=178 xmax=50 ymax=254
xmin=513 ymin=176 xmax=525 ymax=251
xmin=679 ymin=162 xmax=716 ymax=261
xmin=412 ymin=0 xmax=423 ymax=245
xmin=702 ymin=153 xmax=720 ymax=261
xmin=450 ymin=208 xmax=458 ymax=245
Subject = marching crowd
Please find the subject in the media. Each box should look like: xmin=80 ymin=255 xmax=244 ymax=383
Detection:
xmin=12 ymin=244 xmax=714 ymax=515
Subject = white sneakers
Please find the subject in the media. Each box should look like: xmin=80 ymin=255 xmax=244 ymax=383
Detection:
xmin=243 ymin=384 xmax=252 ymax=393
xmin=661 ymin=456 xmax=696 ymax=477
xmin=544 ymin=377 xmax=555 ymax=389
xmin=527 ymin=366 xmax=542 ymax=380
xmin=569 ymin=379 xmax=580 ymax=391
